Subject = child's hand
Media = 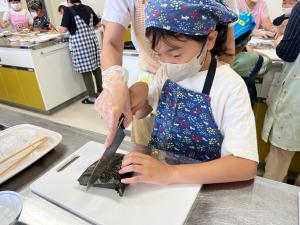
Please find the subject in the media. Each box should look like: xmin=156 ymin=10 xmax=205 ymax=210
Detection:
xmin=129 ymin=82 xmax=149 ymax=115
xmin=119 ymin=152 xmax=173 ymax=185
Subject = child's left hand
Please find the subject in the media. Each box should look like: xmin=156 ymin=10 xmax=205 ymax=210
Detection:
xmin=119 ymin=152 xmax=173 ymax=185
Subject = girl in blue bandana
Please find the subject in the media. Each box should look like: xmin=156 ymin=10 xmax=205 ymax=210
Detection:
xmin=119 ymin=0 xmax=259 ymax=185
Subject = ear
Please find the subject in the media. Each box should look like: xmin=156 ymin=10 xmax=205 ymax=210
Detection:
xmin=206 ymin=31 xmax=218 ymax=51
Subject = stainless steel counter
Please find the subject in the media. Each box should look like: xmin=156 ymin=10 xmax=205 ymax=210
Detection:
xmin=0 ymin=106 xmax=299 ymax=225
xmin=0 ymin=37 xmax=67 ymax=50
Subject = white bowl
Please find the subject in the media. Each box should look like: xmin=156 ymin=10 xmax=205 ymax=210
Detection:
xmin=0 ymin=191 xmax=23 ymax=225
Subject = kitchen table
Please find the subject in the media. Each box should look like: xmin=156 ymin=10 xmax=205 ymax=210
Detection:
xmin=0 ymin=107 xmax=299 ymax=225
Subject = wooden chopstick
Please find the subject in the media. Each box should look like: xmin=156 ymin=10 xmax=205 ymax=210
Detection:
xmin=0 ymin=137 xmax=48 ymax=176
xmin=0 ymin=137 xmax=48 ymax=164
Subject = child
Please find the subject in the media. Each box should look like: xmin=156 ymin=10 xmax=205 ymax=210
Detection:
xmin=119 ymin=0 xmax=259 ymax=185
xmin=233 ymin=12 xmax=271 ymax=105
xmin=28 ymin=0 xmax=54 ymax=32
xmin=1 ymin=0 xmax=33 ymax=32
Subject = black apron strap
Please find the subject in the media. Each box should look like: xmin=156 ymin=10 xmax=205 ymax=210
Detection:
xmin=202 ymin=56 xmax=217 ymax=95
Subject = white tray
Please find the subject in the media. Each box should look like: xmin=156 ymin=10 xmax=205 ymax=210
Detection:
xmin=0 ymin=124 xmax=62 ymax=185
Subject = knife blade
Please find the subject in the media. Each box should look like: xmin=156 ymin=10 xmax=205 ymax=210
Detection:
xmin=86 ymin=115 xmax=125 ymax=191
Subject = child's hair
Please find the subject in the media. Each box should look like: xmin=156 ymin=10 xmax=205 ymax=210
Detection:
xmin=145 ymin=25 xmax=228 ymax=57
xmin=58 ymin=5 xmax=66 ymax=12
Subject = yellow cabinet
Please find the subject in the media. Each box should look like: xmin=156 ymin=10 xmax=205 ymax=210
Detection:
xmin=1 ymin=67 xmax=25 ymax=104
xmin=0 ymin=67 xmax=8 ymax=100
xmin=0 ymin=67 xmax=45 ymax=110
xmin=18 ymin=70 xmax=45 ymax=110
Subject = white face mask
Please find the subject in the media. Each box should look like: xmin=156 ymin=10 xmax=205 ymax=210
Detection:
xmin=161 ymin=42 xmax=207 ymax=82
xmin=282 ymin=7 xmax=293 ymax=15
xmin=30 ymin=12 xmax=38 ymax=18
xmin=11 ymin=3 xmax=22 ymax=11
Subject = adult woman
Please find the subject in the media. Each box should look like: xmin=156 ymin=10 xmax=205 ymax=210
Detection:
xmin=262 ymin=2 xmax=300 ymax=186
xmin=60 ymin=0 xmax=102 ymax=104
xmin=237 ymin=0 xmax=277 ymax=38
xmin=0 ymin=0 xmax=33 ymax=32
xmin=96 ymin=0 xmax=239 ymax=149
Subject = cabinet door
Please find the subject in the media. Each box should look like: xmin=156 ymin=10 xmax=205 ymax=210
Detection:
xmin=18 ymin=70 xmax=45 ymax=110
xmin=0 ymin=67 xmax=9 ymax=101
xmin=1 ymin=67 xmax=25 ymax=105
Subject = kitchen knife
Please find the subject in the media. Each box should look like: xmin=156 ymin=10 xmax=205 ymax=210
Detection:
xmin=86 ymin=115 xmax=125 ymax=191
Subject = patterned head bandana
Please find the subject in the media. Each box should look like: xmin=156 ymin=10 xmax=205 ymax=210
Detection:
xmin=28 ymin=0 xmax=43 ymax=11
xmin=145 ymin=0 xmax=238 ymax=36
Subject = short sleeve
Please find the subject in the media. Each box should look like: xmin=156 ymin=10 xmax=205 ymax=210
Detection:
xmin=91 ymin=8 xmax=100 ymax=26
xmin=101 ymin=0 xmax=131 ymax=29
xmin=221 ymin=78 xmax=259 ymax=162
xmin=2 ymin=11 xmax=10 ymax=21
xmin=61 ymin=8 xmax=72 ymax=28
xmin=260 ymin=1 xmax=270 ymax=19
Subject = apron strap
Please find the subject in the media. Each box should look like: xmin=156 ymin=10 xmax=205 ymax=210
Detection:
xmin=202 ymin=56 xmax=217 ymax=96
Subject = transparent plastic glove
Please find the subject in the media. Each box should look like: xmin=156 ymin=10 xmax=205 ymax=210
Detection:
xmin=95 ymin=66 xmax=133 ymax=148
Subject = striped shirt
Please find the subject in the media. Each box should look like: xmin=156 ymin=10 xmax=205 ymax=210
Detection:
xmin=276 ymin=2 xmax=300 ymax=63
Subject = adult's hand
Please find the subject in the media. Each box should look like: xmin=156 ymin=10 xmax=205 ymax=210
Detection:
xmin=95 ymin=66 xmax=133 ymax=148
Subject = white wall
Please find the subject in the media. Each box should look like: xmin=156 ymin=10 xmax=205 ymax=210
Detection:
xmin=265 ymin=0 xmax=283 ymax=20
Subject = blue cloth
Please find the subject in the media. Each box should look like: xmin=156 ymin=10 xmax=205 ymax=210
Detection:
xmin=145 ymin=0 xmax=238 ymax=36
xmin=149 ymin=79 xmax=222 ymax=162
xmin=234 ymin=11 xmax=256 ymax=48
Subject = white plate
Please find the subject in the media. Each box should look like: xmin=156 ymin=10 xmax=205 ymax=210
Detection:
xmin=0 ymin=191 xmax=23 ymax=225
xmin=0 ymin=124 xmax=62 ymax=184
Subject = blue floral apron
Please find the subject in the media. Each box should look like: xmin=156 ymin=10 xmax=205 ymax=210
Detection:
xmin=149 ymin=57 xmax=222 ymax=162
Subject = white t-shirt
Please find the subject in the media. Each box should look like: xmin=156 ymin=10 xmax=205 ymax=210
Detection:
xmin=2 ymin=9 xmax=34 ymax=25
xmin=148 ymin=64 xmax=259 ymax=163
xmin=102 ymin=0 xmax=239 ymax=50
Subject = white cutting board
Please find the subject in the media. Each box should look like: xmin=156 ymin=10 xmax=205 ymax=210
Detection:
xmin=30 ymin=141 xmax=202 ymax=225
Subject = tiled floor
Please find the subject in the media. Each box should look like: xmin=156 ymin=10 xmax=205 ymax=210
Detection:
xmin=0 ymin=100 xmax=108 ymax=135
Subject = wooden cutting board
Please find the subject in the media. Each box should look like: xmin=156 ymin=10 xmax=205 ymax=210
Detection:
xmin=30 ymin=142 xmax=202 ymax=225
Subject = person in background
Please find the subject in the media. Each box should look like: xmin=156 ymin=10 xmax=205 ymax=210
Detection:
xmin=119 ymin=0 xmax=258 ymax=185
xmin=0 ymin=0 xmax=33 ymax=32
xmin=95 ymin=0 xmax=239 ymax=149
xmin=60 ymin=0 xmax=102 ymax=104
xmin=28 ymin=0 xmax=54 ymax=32
xmin=58 ymin=2 xmax=68 ymax=16
xmin=233 ymin=12 xmax=271 ymax=104
xmin=237 ymin=0 xmax=277 ymax=38
xmin=262 ymin=1 xmax=300 ymax=186
xmin=273 ymin=0 xmax=298 ymax=34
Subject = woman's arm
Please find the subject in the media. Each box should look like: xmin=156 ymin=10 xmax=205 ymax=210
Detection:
xmin=276 ymin=2 xmax=300 ymax=62
xmin=101 ymin=22 xmax=125 ymax=69
xmin=59 ymin=26 xmax=68 ymax=33
xmin=262 ymin=16 xmax=277 ymax=33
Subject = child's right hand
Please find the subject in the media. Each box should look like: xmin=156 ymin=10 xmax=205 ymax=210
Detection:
xmin=129 ymin=82 xmax=149 ymax=115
